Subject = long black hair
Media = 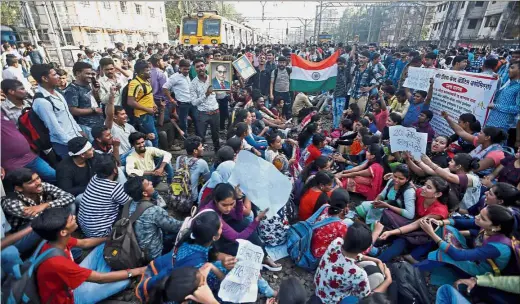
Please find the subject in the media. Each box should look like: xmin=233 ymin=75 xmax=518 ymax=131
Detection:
xmin=298 ymin=123 xmax=318 ymax=147
xmin=227 ymin=108 xmax=249 ymax=139
xmin=301 ymin=171 xmax=333 ymax=213
xmin=300 ymin=156 xmax=331 ymax=182
xmin=486 ymin=204 xmax=515 ymax=237
xmin=387 ymin=164 xmax=412 ymax=205
xmin=176 ymin=211 xmax=221 ymax=262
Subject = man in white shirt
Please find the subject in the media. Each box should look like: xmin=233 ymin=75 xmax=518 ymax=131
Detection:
xmin=190 ymin=59 xmax=220 ymax=150
xmin=98 ymin=58 xmax=130 ymax=106
xmin=162 ymin=59 xmax=198 ymax=135
xmin=2 ymin=54 xmax=33 ymax=95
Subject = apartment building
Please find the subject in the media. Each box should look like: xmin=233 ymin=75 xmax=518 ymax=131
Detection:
xmin=425 ymin=1 xmax=519 ymax=48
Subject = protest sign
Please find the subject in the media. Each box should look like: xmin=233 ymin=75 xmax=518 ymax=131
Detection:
xmin=228 ymin=151 xmax=292 ymax=217
xmin=266 ymin=243 xmax=289 ymax=262
xmin=218 ymin=240 xmax=264 ymax=303
xmin=233 ymin=55 xmax=256 ymax=80
xmin=429 ymin=69 xmax=497 ymax=136
xmin=403 ymin=67 xmax=436 ymax=91
xmin=389 ymin=126 xmax=428 ymax=159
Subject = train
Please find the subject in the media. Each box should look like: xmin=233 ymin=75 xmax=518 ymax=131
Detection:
xmin=180 ymin=11 xmax=270 ymax=46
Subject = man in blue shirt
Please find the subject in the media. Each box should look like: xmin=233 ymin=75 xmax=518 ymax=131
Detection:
xmin=402 ymin=78 xmax=434 ymax=127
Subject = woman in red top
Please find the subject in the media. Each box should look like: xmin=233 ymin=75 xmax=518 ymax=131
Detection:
xmin=302 ymin=134 xmax=326 ymax=166
xmin=371 ymin=176 xmax=450 ymax=262
xmin=299 ymin=171 xmax=337 ymax=221
xmin=311 ymin=188 xmax=350 ymax=258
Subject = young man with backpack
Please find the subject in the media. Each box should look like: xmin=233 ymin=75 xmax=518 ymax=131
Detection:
xmin=31 ymin=207 xmax=146 ymax=304
xmin=270 ymin=56 xmax=292 ymax=118
xmin=173 ymin=136 xmax=210 ymax=211
xmin=124 ymin=176 xmax=181 ymax=260
xmin=30 ymin=64 xmax=84 ymax=159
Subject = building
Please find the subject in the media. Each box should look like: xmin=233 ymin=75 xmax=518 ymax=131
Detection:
xmin=16 ymin=1 xmax=167 ymax=51
xmin=378 ymin=3 xmax=428 ymax=47
xmin=424 ymin=1 xmax=520 ymax=48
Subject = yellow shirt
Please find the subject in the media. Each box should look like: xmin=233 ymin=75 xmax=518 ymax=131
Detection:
xmin=389 ymin=97 xmax=410 ymax=118
xmin=127 ymin=76 xmax=154 ymax=117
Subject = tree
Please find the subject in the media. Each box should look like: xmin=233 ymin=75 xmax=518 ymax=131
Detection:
xmin=1 ymin=2 xmax=22 ymax=26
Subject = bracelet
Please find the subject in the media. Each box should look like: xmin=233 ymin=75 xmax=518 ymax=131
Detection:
xmin=436 ymin=239 xmax=443 ymax=245
xmin=397 ymin=228 xmax=403 ymax=235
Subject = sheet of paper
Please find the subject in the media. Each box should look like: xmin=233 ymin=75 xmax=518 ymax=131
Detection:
xmin=228 ymin=151 xmax=292 ymax=217
xmin=266 ymin=243 xmax=289 ymax=262
xmin=403 ymin=67 xmax=436 ymax=91
xmin=218 ymin=240 xmax=264 ymax=303
xmin=389 ymin=126 xmax=428 ymax=159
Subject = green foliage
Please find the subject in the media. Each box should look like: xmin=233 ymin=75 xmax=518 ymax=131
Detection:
xmin=1 ymin=2 xmax=22 ymax=26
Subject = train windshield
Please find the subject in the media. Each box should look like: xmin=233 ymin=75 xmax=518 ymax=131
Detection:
xmin=182 ymin=19 xmax=197 ymax=35
xmin=203 ymin=19 xmax=221 ymax=36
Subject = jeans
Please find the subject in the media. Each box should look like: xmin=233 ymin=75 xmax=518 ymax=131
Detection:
xmin=177 ymin=102 xmax=199 ymax=134
xmin=143 ymin=156 xmax=174 ymax=185
xmin=435 ymin=285 xmax=471 ymax=304
xmin=332 ymin=97 xmax=347 ymax=129
xmin=156 ymin=121 xmax=176 ymax=149
xmin=275 ymin=91 xmax=292 ymax=119
xmin=1 ymin=230 xmax=42 ymax=277
xmin=217 ymin=96 xmax=230 ymax=130
xmin=24 ymin=156 xmax=56 ymax=183
xmin=52 ymin=142 xmax=70 ymax=159
xmin=137 ymin=114 xmax=159 ymax=147
xmin=120 ymin=141 xmax=152 ymax=166
xmin=74 ymin=244 xmax=130 ymax=304
xmin=197 ymin=111 xmax=220 ymax=149
xmin=80 ymin=125 xmax=94 ymax=143
xmin=377 ymin=238 xmax=434 ymax=263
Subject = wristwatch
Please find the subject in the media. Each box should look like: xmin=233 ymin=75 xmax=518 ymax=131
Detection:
xmin=126 ymin=269 xmax=133 ymax=278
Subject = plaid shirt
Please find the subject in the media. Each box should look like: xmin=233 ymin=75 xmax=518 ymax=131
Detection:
xmin=469 ymin=57 xmax=484 ymax=73
xmin=0 ymin=98 xmax=32 ymax=124
xmin=1 ymin=183 xmax=74 ymax=231
xmin=369 ymin=61 xmax=387 ymax=85
xmin=349 ymin=64 xmax=376 ymax=99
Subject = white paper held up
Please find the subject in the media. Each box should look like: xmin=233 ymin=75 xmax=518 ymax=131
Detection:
xmin=389 ymin=126 xmax=428 ymax=159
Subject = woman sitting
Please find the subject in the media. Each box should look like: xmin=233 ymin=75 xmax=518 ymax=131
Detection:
xmin=301 ymin=134 xmax=327 ymax=167
xmin=314 ymin=222 xmax=393 ymax=303
xmin=441 ymin=111 xmax=507 ymax=177
xmin=404 ymin=135 xmax=451 ymax=177
xmin=339 ymin=143 xmax=386 ymax=200
xmin=482 ymin=147 xmax=520 ymax=190
xmin=416 ymin=205 xmax=515 ymax=286
xmin=173 ymin=211 xmax=275 ymax=297
xmin=469 ymin=182 xmax=520 ymax=216
xmin=448 ymin=113 xmax=481 ymax=157
xmin=371 ymin=176 xmax=450 ymax=262
xmin=344 ymin=103 xmax=361 ymax=123
xmin=231 ymin=122 xmax=263 ymax=157
xmin=200 ymin=183 xmax=282 ymax=271
xmin=420 ymin=153 xmax=482 ymax=213
xmin=299 ymin=171 xmax=336 ymax=221
xmin=298 ymin=123 xmax=319 ymax=150
xmin=299 ymin=156 xmax=333 ymax=183
xmin=270 ymin=96 xmax=286 ymax=121
xmin=311 ymin=188 xmax=351 ymax=259
xmin=356 ymin=164 xmax=416 ymax=232
xmin=265 ymin=133 xmax=298 ymax=176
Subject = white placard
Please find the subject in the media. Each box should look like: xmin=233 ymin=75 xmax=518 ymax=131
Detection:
xmin=266 ymin=243 xmax=289 ymax=262
xmin=218 ymin=240 xmax=264 ymax=303
xmin=429 ymin=69 xmax=498 ymax=136
xmin=389 ymin=126 xmax=428 ymax=159
xmin=403 ymin=67 xmax=436 ymax=91
xmin=233 ymin=55 xmax=257 ymax=80
xmin=228 ymin=150 xmax=292 ymax=217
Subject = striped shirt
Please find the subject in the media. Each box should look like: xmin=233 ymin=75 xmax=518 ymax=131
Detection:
xmin=78 ymin=175 xmax=130 ymax=237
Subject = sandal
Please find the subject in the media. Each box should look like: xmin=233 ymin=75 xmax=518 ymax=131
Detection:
xmin=262 ymin=256 xmax=282 ymax=272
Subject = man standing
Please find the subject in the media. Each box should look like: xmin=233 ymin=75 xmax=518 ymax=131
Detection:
xmin=64 ymin=62 xmax=104 ymax=142
xmin=266 ymin=50 xmax=277 ymax=73
xmin=190 ymin=59 xmax=220 ymax=150
xmin=349 ymin=50 xmax=376 ymax=114
xmin=149 ymin=54 xmax=168 ymax=103
xmin=25 ymin=44 xmax=44 ymax=65
xmin=451 ymin=56 xmax=468 ymax=71
xmin=2 ymin=54 xmax=32 ymax=94
xmin=333 ymin=57 xmax=350 ymax=129
xmin=30 ymin=64 xmax=84 ymax=158
xmin=163 ymin=59 xmax=197 ymax=135
xmin=248 ymin=53 xmax=270 ymax=99
xmin=82 ymin=48 xmax=99 ymax=71
xmin=486 ymin=60 xmax=520 ymax=136
xmin=98 ymin=58 xmax=129 ymax=106
xmin=127 ymin=61 xmax=159 ymax=147
xmin=270 ymin=56 xmax=292 ymax=118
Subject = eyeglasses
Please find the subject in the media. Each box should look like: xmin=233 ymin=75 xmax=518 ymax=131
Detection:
xmin=217 ymin=70 xmax=227 ymax=74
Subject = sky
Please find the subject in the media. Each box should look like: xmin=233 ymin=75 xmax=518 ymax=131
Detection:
xmin=231 ymin=1 xmax=331 ymax=41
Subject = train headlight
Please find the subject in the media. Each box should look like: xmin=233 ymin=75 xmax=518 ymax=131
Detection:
xmin=211 ymin=39 xmax=218 ymax=44
xmin=184 ymin=39 xmax=189 ymax=43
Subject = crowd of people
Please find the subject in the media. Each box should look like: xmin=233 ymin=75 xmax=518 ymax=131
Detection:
xmin=1 ymin=38 xmax=519 ymax=304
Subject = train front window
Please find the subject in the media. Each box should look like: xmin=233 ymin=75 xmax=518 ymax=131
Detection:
xmin=203 ymin=19 xmax=221 ymax=36
xmin=182 ymin=19 xmax=197 ymax=35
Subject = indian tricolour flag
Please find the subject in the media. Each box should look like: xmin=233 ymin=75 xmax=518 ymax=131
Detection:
xmin=290 ymin=51 xmax=339 ymax=92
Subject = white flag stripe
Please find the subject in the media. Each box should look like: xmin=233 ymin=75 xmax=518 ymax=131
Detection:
xmin=291 ymin=64 xmax=338 ymax=82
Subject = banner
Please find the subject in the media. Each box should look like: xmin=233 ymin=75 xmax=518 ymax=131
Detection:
xmin=429 ymin=69 xmax=497 ymax=136
xmin=389 ymin=126 xmax=428 ymax=159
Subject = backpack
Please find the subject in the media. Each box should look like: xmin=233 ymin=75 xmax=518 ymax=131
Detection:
xmin=170 ymin=156 xmax=198 ymax=214
xmin=17 ymin=93 xmax=57 ymax=152
xmin=174 ymin=207 xmax=216 ymax=247
xmin=286 ymin=204 xmax=340 ymax=271
xmin=273 ymin=67 xmax=292 ymax=86
xmin=388 ymin=261 xmax=431 ymax=304
xmin=2 ymin=241 xmax=67 ymax=304
xmin=103 ymin=200 xmax=154 ymax=270
xmin=120 ymin=77 xmax=151 ymax=125
xmin=484 ymin=232 xmax=520 ymax=276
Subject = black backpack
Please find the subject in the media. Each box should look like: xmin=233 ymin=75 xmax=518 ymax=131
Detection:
xmin=121 ymin=78 xmax=151 ymax=125
xmin=388 ymin=261 xmax=431 ymax=304
xmin=273 ymin=67 xmax=292 ymax=86
xmin=2 ymin=242 xmax=67 ymax=304
xmin=17 ymin=93 xmax=57 ymax=153
xmin=103 ymin=200 xmax=154 ymax=270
